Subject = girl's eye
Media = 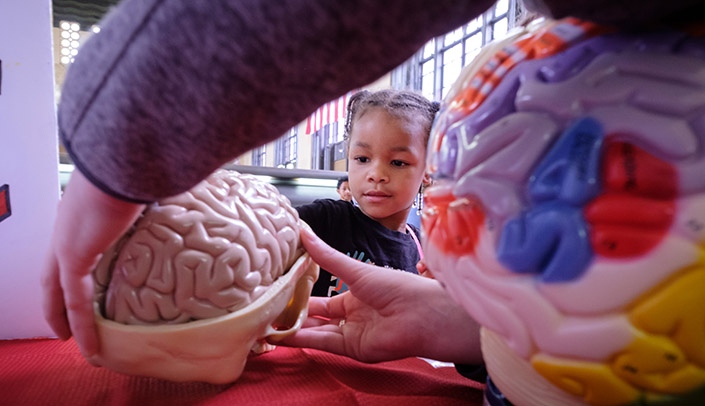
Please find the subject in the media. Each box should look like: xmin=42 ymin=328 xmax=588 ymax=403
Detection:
xmin=391 ymin=160 xmax=408 ymax=167
xmin=355 ymin=156 xmax=369 ymax=163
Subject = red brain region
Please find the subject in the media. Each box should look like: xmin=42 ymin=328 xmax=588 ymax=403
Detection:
xmin=101 ymin=170 xmax=301 ymax=325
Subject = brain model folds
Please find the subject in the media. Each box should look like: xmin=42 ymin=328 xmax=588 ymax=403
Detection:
xmin=95 ymin=169 xmax=302 ymax=325
xmin=92 ymin=170 xmax=317 ymax=384
xmin=423 ymin=18 xmax=705 ymax=405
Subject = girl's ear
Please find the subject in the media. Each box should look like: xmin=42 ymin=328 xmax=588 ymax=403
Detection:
xmin=421 ymin=172 xmax=432 ymax=188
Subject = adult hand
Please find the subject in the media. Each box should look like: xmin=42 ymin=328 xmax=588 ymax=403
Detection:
xmin=41 ymin=170 xmax=144 ymax=359
xmin=277 ymin=226 xmax=483 ymax=365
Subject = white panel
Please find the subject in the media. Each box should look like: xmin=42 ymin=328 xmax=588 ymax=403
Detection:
xmin=0 ymin=0 xmax=60 ymax=339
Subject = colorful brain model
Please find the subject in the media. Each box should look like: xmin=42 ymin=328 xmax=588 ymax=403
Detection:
xmin=423 ymin=18 xmax=705 ymax=405
xmin=94 ymin=169 xmax=302 ymax=325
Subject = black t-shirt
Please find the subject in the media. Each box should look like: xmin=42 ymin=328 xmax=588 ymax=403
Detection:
xmin=297 ymin=199 xmax=421 ymax=297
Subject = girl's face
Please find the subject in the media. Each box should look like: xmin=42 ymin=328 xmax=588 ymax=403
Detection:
xmin=347 ymin=108 xmax=429 ymax=232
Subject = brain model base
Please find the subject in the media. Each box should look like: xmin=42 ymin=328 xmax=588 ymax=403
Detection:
xmin=92 ymin=170 xmax=318 ymax=383
xmin=423 ymin=18 xmax=705 ymax=406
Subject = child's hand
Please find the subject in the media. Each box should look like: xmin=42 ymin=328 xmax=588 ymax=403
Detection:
xmin=41 ymin=170 xmax=144 ymax=360
xmin=416 ymin=259 xmax=434 ymax=278
xmin=275 ymin=226 xmax=482 ymax=365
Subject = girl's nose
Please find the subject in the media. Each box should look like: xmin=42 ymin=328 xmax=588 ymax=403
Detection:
xmin=367 ymin=163 xmax=389 ymax=183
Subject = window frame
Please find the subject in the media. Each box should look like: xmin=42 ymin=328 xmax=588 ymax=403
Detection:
xmin=251 ymin=144 xmax=266 ymax=167
xmin=399 ymin=0 xmax=520 ymax=101
xmin=275 ymin=127 xmax=298 ymax=169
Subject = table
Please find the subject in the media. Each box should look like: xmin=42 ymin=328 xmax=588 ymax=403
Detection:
xmin=0 ymin=338 xmax=484 ymax=405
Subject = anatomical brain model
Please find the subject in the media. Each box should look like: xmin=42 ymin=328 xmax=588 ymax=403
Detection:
xmin=92 ymin=169 xmax=318 ymax=383
xmin=423 ymin=18 xmax=705 ymax=405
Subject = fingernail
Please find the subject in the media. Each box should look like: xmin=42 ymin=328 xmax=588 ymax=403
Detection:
xmin=300 ymin=222 xmax=316 ymax=240
xmin=300 ymin=220 xmax=313 ymax=234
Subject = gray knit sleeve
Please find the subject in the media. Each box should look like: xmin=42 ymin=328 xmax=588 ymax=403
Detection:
xmin=59 ymin=0 xmax=493 ymax=202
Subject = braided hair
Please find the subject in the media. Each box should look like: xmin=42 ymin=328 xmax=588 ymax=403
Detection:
xmin=343 ymin=89 xmax=440 ymax=147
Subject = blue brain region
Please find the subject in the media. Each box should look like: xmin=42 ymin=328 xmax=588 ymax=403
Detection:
xmin=498 ymin=117 xmax=603 ymax=283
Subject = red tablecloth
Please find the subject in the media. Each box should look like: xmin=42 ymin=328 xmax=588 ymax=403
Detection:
xmin=0 ymin=339 xmax=484 ymax=405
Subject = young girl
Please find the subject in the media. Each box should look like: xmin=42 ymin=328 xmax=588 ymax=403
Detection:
xmin=297 ymin=89 xmax=438 ymax=297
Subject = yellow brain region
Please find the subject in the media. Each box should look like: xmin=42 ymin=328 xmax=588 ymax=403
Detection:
xmin=532 ymin=262 xmax=705 ymax=405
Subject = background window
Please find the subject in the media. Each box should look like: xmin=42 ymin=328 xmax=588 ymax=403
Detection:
xmin=306 ymin=93 xmax=351 ymax=170
xmin=251 ymin=145 xmax=266 ymax=167
xmin=396 ymin=0 xmax=521 ymax=102
xmin=275 ymin=128 xmax=298 ymax=169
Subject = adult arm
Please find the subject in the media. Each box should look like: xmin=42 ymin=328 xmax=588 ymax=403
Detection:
xmin=60 ymin=0 xmax=495 ymax=203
